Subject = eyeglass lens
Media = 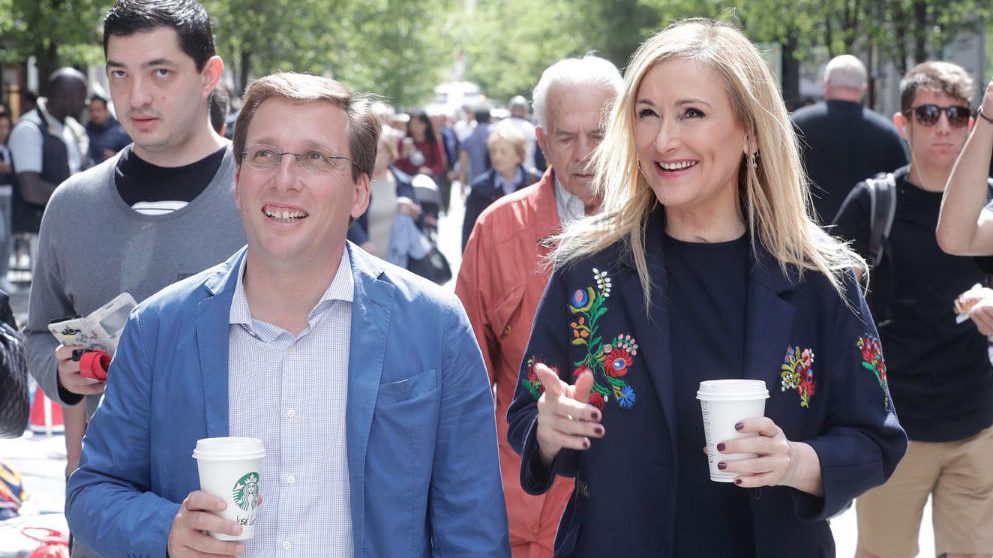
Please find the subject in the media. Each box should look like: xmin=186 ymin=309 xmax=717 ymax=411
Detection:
xmin=912 ymin=104 xmax=971 ymax=127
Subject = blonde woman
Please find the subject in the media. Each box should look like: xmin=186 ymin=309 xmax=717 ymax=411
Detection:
xmin=507 ymin=20 xmax=906 ymax=557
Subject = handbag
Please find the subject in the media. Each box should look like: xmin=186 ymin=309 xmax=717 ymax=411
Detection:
xmin=406 ymin=229 xmax=452 ymax=285
xmin=0 ymin=291 xmax=27 ymax=438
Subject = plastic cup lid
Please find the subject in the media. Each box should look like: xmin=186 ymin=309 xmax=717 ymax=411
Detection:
xmin=696 ymin=379 xmax=769 ymax=400
xmin=192 ymin=437 xmax=266 ymax=460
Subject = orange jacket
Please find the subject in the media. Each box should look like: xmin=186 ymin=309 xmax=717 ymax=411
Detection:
xmin=456 ymin=170 xmax=572 ymax=556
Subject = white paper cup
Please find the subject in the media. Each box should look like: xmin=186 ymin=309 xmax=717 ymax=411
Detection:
xmin=697 ymin=380 xmax=769 ymax=482
xmin=193 ymin=437 xmax=265 ymax=540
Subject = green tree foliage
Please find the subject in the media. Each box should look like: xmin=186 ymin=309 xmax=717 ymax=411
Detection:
xmin=0 ymin=0 xmax=105 ymax=81
xmin=206 ymin=0 xmax=456 ymax=107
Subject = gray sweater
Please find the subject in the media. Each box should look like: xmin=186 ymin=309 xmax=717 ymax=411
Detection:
xmin=26 ymin=145 xmax=246 ymax=417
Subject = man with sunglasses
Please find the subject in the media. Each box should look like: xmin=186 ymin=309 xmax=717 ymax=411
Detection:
xmin=834 ymin=61 xmax=993 ymax=558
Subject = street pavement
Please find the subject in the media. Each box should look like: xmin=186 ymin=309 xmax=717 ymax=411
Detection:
xmin=0 ymin=187 xmax=937 ymax=556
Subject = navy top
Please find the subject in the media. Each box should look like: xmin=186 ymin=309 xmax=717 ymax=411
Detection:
xmin=663 ymin=231 xmax=755 ymax=557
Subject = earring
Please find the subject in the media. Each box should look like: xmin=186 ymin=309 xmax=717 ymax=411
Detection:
xmin=748 ymin=152 xmax=758 ymax=170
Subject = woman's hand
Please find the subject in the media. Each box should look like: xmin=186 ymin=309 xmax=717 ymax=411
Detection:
xmin=396 ymin=197 xmax=421 ymax=218
xmin=981 ymin=78 xmax=993 ymax=116
xmin=533 ymin=364 xmax=604 ymax=466
xmin=715 ymin=417 xmax=824 ymax=496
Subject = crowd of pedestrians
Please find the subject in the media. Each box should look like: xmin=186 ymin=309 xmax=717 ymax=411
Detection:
xmin=3 ymin=1 xmax=993 ymax=557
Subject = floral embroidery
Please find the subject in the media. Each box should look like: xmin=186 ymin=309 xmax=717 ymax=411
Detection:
xmin=523 ymin=357 xmax=558 ymax=399
xmin=568 ymin=269 xmax=638 ymax=410
xmin=781 ymin=346 xmax=816 ymax=408
xmin=857 ymin=335 xmax=890 ymax=409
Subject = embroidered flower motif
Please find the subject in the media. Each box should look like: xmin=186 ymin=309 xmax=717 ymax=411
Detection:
xmin=603 ymin=347 xmax=633 ymax=377
xmin=593 ymin=268 xmax=612 ymax=298
xmin=781 ymin=345 xmax=816 ymax=408
xmin=523 ymin=357 xmax=558 ymax=399
xmin=528 ymin=269 xmax=637 ymax=411
xmin=589 ymin=391 xmax=605 ymax=410
xmin=857 ymin=335 xmax=890 ymax=409
xmin=571 ymin=288 xmax=595 ymax=313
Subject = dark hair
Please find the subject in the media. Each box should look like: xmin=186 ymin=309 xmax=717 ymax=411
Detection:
xmin=406 ymin=109 xmax=436 ymax=143
xmin=234 ymin=73 xmax=380 ymax=182
xmin=209 ymin=85 xmax=230 ymax=134
xmin=474 ymin=104 xmax=492 ymax=124
xmin=899 ymin=61 xmax=975 ymax=114
xmin=103 ymin=0 xmax=216 ymax=71
xmin=89 ymin=93 xmax=109 ymax=107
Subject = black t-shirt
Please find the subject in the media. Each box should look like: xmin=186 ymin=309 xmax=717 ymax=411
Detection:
xmin=115 ymin=146 xmax=226 ymax=212
xmin=664 ymin=231 xmax=756 ymax=558
xmin=832 ymin=166 xmax=993 ymax=442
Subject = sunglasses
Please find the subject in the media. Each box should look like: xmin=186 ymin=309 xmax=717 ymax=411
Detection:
xmin=906 ymin=104 xmax=971 ymax=128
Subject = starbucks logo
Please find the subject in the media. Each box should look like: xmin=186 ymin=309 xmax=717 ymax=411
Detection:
xmin=232 ymin=472 xmax=260 ymax=512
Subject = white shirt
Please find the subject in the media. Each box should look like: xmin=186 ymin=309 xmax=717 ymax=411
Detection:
xmin=9 ymin=100 xmax=82 ymax=175
xmin=554 ymin=175 xmax=587 ymax=226
xmin=228 ymin=251 xmax=355 ymax=557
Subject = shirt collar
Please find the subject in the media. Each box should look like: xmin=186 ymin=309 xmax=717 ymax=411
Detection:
xmin=553 ymin=174 xmax=586 ymax=226
xmin=229 ymin=250 xmax=355 ymax=329
xmin=494 ymin=166 xmax=523 ymax=196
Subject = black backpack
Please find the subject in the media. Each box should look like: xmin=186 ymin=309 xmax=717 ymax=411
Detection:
xmin=865 ymin=173 xmax=897 ymax=268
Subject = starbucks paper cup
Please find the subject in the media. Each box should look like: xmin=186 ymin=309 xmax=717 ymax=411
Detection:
xmin=193 ymin=437 xmax=265 ymax=540
xmin=697 ymin=380 xmax=769 ymax=482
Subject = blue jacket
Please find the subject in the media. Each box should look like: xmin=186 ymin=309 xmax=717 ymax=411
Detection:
xmin=507 ymin=210 xmax=907 ymax=557
xmin=66 ymin=245 xmax=510 ymax=557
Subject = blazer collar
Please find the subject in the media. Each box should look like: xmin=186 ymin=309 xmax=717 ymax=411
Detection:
xmin=616 ymin=208 xmax=799 ymax=450
xmin=344 ymin=243 xmax=395 ymax=552
xmin=196 ymin=247 xmax=247 ymax=438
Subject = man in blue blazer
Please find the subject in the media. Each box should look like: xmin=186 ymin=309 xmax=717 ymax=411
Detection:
xmin=65 ymin=72 xmax=509 ymax=558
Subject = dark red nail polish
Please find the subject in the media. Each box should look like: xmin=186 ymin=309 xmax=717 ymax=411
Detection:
xmin=718 ymin=462 xmax=727 ymax=470
xmin=594 ymin=426 xmax=604 ymax=436
xmin=716 ymin=443 xmax=726 ymax=451
xmin=583 ymin=439 xmax=590 ymax=448
xmin=734 ymin=422 xmax=744 ymax=431
xmin=734 ymin=478 xmax=742 ymax=485
xmin=592 ymin=411 xmax=601 ymax=421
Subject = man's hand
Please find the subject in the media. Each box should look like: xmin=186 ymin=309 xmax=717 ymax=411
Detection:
xmin=534 ymin=364 xmax=603 ymax=466
xmin=167 ymin=491 xmax=245 ymax=557
xmin=55 ymin=345 xmax=106 ymax=395
xmin=396 ymin=197 xmax=421 ymax=218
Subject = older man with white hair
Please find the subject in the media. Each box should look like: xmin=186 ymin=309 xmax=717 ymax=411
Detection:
xmin=456 ymin=55 xmax=622 ymax=558
xmin=792 ymin=54 xmax=907 ymax=224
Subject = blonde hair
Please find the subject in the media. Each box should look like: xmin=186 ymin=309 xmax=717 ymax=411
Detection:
xmin=553 ymin=19 xmax=865 ymax=310
xmin=486 ymin=119 xmax=527 ymax=163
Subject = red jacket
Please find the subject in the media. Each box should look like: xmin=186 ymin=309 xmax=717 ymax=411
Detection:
xmin=456 ymin=170 xmax=572 ymax=556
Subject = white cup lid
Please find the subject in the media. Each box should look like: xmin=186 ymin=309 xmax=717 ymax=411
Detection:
xmin=193 ymin=437 xmax=266 ymax=460
xmin=696 ymin=379 xmax=769 ymax=401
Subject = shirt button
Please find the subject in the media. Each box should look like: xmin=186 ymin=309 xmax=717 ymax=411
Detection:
xmin=286 ymin=475 xmax=295 ymax=484
xmin=286 ymin=409 xmax=295 ymax=418
xmin=287 ymin=345 xmax=295 ymax=354
xmin=283 ymin=540 xmax=292 ymax=550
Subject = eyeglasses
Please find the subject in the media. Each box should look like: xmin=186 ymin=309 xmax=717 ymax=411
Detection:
xmin=241 ymin=146 xmax=360 ymax=175
xmin=905 ymin=104 xmax=971 ymax=128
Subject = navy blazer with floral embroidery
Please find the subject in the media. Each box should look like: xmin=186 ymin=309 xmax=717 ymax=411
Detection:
xmin=507 ymin=210 xmax=908 ymax=558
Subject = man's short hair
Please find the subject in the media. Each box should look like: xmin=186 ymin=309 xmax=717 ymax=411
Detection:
xmin=824 ymin=54 xmax=867 ymax=90
xmin=900 ymin=61 xmax=975 ymax=114
xmin=233 ymin=73 xmax=380 ymax=182
xmin=103 ymin=0 xmax=216 ymax=71
xmin=486 ymin=120 xmax=527 ymax=162
xmin=532 ymin=54 xmax=622 ymax=127
xmin=474 ymin=104 xmax=493 ymax=124
xmin=89 ymin=94 xmax=109 ymax=108
xmin=209 ymin=85 xmax=230 ymax=134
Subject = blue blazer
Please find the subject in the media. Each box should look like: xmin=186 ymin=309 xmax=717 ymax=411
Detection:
xmin=507 ymin=210 xmax=907 ymax=557
xmin=66 ymin=245 xmax=510 ymax=557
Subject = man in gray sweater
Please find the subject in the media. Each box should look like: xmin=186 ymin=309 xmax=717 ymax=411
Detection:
xmin=25 ymin=0 xmax=245 ymax=490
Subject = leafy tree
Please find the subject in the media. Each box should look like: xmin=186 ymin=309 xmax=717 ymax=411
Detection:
xmin=0 ymin=0 xmax=105 ymax=81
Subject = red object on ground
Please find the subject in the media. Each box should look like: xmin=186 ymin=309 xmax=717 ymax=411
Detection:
xmin=29 ymin=387 xmax=64 ymax=435
xmin=21 ymin=527 xmax=69 ymax=557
